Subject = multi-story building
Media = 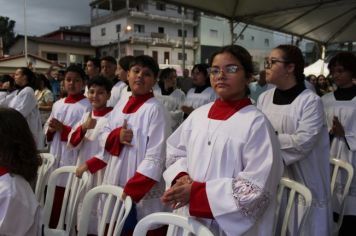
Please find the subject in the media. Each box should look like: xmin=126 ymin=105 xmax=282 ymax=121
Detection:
xmin=9 ymin=26 xmax=95 ymax=67
xmin=199 ymin=14 xmax=311 ymax=71
xmin=90 ymin=0 xmax=198 ymax=74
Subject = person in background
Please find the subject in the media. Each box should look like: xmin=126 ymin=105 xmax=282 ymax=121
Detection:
xmin=44 ymin=65 xmax=91 ymax=228
xmin=107 ymin=56 xmax=135 ymax=107
xmin=47 ymin=66 xmax=61 ymax=101
xmin=85 ymin=57 xmax=101 ymax=80
xmin=162 ymin=45 xmax=283 ymax=236
xmin=249 ymin=70 xmax=274 ymax=103
xmin=321 ymin=52 xmax=356 ymax=236
xmin=0 ymin=75 xmax=16 ymax=104
xmin=68 ymin=76 xmax=113 ymax=235
xmin=76 ymin=55 xmax=170 ymax=235
xmin=35 ymin=73 xmax=54 ymax=126
xmin=0 ymin=67 xmax=44 ymax=149
xmin=257 ymin=44 xmax=332 ymax=235
xmin=155 ymin=68 xmax=185 ymax=131
xmin=181 ymin=64 xmax=217 ymax=118
xmin=316 ymin=74 xmax=333 ymax=96
xmin=100 ymin=56 xmax=118 ymax=83
xmin=307 ymin=74 xmax=317 ymax=87
xmin=0 ymin=107 xmax=42 ymax=235
xmin=176 ymin=68 xmax=193 ymax=94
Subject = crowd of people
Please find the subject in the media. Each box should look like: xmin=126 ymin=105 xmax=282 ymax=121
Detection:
xmin=0 ymin=44 xmax=355 ymax=236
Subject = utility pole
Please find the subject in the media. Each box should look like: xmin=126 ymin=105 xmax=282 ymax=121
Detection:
xmin=24 ymin=0 xmax=28 ymax=66
xmin=117 ymin=33 xmax=121 ymax=61
xmin=181 ymin=6 xmax=185 ymax=71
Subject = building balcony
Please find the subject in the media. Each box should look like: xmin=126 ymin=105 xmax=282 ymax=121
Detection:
xmin=126 ymin=32 xmax=198 ymax=49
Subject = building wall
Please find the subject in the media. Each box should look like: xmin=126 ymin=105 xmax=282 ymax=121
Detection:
xmin=9 ymin=39 xmax=39 ymax=55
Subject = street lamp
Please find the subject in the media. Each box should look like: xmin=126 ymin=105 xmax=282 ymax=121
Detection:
xmin=117 ymin=25 xmax=132 ymax=60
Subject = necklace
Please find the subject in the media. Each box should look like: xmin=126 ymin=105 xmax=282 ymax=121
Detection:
xmin=206 ymin=98 xmax=252 ymax=146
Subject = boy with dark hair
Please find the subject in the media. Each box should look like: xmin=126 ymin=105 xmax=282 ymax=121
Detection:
xmin=100 ymin=56 xmax=117 ymax=82
xmin=44 ymin=65 xmax=91 ymax=227
xmin=68 ymin=76 xmax=113 ymax=234
xmin=77 ymin=55 xmax=169 ymax=235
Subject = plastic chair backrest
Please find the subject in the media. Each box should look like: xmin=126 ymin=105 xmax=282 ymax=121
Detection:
xmin=133 ymin=212 xmax=214 ymax=236
xmin=330 ymin=157 xmax=354 ymax=234
xmin=35 ymin=153 xmax=55 ymax=206
xmin=43 ymin=166 xmax=89 ymax=236
xmin=77 ymin=185 xmax=132 ymax=236
xmin=274 ymin=177 xmax=312 ymax=236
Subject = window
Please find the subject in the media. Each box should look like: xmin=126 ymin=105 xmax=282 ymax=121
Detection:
xmin=158 ymin=27 xmax=164 ymax=33
xmin=209 ymin=29 xmax=218 ymax=38
xmin=133 ymin=50 xmax=144 ymax=56
xmin=178 ymin=53 xmax=187 ymax=60
xmin=251 ymin=36 xmax=255 ymax=41
xmin=164 ymin=52 xmax=170 ymax=64
xmin=101 ymin=28 xmax=106 ymax=36
xmin=178 ymin=29 xmax=187 ymax=37
xmin=264 ymin=38 xmax=270 ymax=46
xmin=156 ymin=2 xmax=166 ymax=11
xmin=114 ymin=49 xmax=118 ymax=58
xmin=47 ymin=53 xmax=58 ymax=61
xmin=177 ymin=6 xmax=187 ymax=14
xmin=116 ymin=24 xmax=121 ymax=33
xmin=152 ymin=51 xmax=158 ymax=62
xmin=134 ymin=24 xmax=145 ymax=33
xmin=239 ymin=34 xmax=244 ymax=40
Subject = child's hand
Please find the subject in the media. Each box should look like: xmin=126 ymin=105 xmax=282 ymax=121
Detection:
xmin=76 ymin=163 xmax=88 ymax=178
xmin=181 ymin=105 xmax=194 ymax=114
xmin=161 ymin=183 xmax=192 ymax=209
xmin=331 ymin=116 xmax=345 ymax=137
xmin=120 ymin=119 xmax=133 ymax=146
xmin=82 ymin=112 xmax=97 ymax=131
xmin=49 ymin=118 xmax=63 ymax=132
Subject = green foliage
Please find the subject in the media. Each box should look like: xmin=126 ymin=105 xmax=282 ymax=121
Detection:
xmin=0 ymin=16 xmax=16 ymax=54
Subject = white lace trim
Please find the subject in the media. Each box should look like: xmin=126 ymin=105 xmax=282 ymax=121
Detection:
xmin=232 ymin=177 xmax=270 ymax=220
xmin=165 ymin=155 xmax=183 ymax=168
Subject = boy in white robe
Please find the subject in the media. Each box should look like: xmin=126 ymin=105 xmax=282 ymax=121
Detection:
xmin=68 ymin=76 xmax=113 ymax=234
xmin=321 ymin=52 xmax=356 ymax=234
xmin=76 ymin=55 xmax=170 ymax=235
xmin=44 ymin=65 xmax=91 ymax=228
xmin=162 ymin=45 xmax=284 ymax=236
xmin=0 ymin=108 xmax=42 ymax=236
xmin=257 ymin=44 xmax=332 ymax=235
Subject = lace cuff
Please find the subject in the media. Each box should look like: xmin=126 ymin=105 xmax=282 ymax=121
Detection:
xmin=232 ymin=177 xmax=270 ymax=220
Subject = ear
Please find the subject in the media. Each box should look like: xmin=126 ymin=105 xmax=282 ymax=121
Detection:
xmin=286 ymin=63 xmax=295 ymax=74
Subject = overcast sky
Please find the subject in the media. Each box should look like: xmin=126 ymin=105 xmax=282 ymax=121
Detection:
xmin=0 ymin=0 xmax=91 ymax=36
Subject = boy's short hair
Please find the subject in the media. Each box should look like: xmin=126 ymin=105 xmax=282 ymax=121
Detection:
xmin=101 ymin=56 xmax=117 ymax=65
xmin=65 ymin=65 xmax=86 ymax=81
xmin=129 ymin=55 xmax=159 ymax=78
xmin=119 ymin=56 xmax=135 ymax=71
xmin=87 ymin=57 xmax=101 ymax=68
xmin=87 ymin=76 xmax=113 ymax=93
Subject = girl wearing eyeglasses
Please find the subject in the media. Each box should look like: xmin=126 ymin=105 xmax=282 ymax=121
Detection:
xmin=321 ymin=52 xmax=356 ymax=235
xmin=257 ymin=45 xmax=332 ymax=235
xmin=162 ymin=45 xmax=283 ymax=236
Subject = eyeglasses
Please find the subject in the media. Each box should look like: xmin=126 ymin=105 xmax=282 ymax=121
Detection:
xmin=264 ymin=58 xmax=289 ymax=69
xmin=208 ymin=65 xmax=240 ymax=78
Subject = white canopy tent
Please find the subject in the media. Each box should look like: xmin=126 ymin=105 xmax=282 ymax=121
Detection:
xmin=304 ymin=59 xmax=329 ymax=77
xmin=162 ymin=0 xmax=356 ymax=45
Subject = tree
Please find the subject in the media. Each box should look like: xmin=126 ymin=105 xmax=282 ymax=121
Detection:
xmin=0 ymin=16 xmax=16 ymax=54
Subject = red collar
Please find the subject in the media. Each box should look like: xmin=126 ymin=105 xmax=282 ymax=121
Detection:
xmin=208 ymin=98 xmax=252 ymax=120
xmin=0 ymin=166 xmax=8 ymax=176
xmin=93 ymin=107 xmax=113 ymax=117
xmin=123 ymin=93 xmax=154 ymax=114
xmin=64 ymin=94 xmax=86 ymax=104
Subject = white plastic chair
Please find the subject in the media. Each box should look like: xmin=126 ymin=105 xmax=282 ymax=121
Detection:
xmin=330 ymin=157 xmax=354 ymax=235
xmin=273 ymin=177 xmax=312 ymax=236
xmin=35 ymin=153 xmax=55 ymax=206
xmin=43 ymin=166 xmax=89 ymax=236
xmin=77 ymin=185 xmax=132 ymax=236
xmin=133 ymin=212 xmax=214 ymax=236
